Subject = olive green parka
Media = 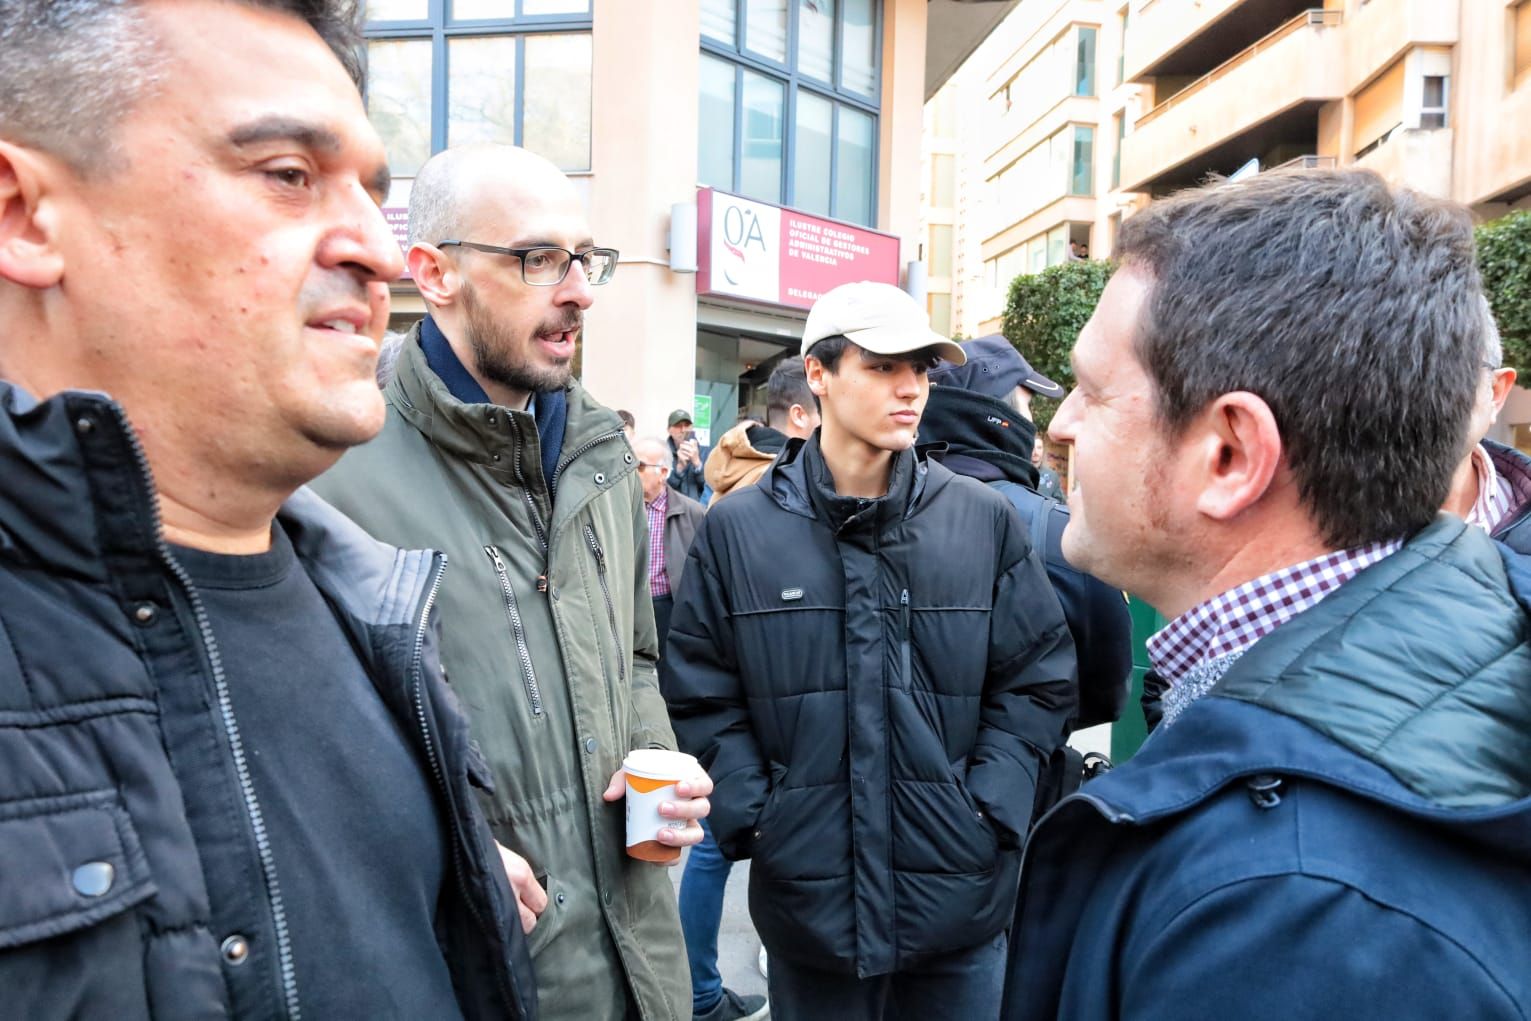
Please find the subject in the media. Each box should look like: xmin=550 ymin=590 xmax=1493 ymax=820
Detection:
xmin=313 ymin=326 xmax=688 ymax=1021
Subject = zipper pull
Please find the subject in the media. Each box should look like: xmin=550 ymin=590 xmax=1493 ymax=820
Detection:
xmin=900 ymin=588 xmax=910 ymax=636
xmin=485 ymin=545 xmax=505 ymax=572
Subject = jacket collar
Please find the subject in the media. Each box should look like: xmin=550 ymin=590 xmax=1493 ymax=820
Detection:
xmin=761 ymin=431 xmax=944 ymax=530
xmin=387 ymin=320 xmax=619 ymax=478
xmin=0 ymin=381 xmax=124 ymax=579
xmin=664 ymin=488 xmax=699 ymax=521
xmin=1211 ymin=515 xmax=1531 ymax=808
xmin=1088 ymin=515 xmax=1531 ymax=832
xmin=1485 ymin=439 xmax=1531 ymax=538
xmin=0 ymin=380 xmax=439 ymax=643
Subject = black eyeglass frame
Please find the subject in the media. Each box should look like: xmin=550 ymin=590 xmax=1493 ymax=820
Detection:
xmin=436 ymin=240 xmax=620 ymax=286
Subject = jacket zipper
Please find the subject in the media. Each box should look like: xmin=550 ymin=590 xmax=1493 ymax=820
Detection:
xmin=485 ymin=545 xmax=544 ymax=716
xmin=552 ymin=429 xmax=625 ymax=490
xmin=511 ymin=436 xmax=550 ymax=554
xmin=109 ymin=405 xmax=303 ymax=1019
xmin=583 ymin=525 xmax=627 ymax=742
xmin=899 ymin=588 xmax=912 ymax=692
xmin=409 ymin=558 xmax=520 ymax=1016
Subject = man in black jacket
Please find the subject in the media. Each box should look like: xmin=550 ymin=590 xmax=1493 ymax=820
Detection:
xmin=0 ymin=2 xmax=535 ymax=1018
xmin=664 ymin=281 xmax=1077 ymax=1020
xmin=923 ymin=336 xmax=1132 ymax=753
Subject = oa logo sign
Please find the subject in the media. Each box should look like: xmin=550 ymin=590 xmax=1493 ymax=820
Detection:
xmin=720 ymin=202 xmax=770 ymax=286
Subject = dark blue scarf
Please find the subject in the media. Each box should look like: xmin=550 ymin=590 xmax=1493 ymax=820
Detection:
xmin=419 ymin=315 xmax=567 ymax=494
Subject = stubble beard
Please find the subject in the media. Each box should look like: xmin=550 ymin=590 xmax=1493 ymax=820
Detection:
xmin=462 ymin=283 xmax=579 ymax=395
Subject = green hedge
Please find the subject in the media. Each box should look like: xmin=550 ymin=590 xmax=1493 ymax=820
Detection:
xmin=999 ymin=260 xmax=1113 ymax=432
xmin=1478 ymin=209 xmax=1531 ymax=375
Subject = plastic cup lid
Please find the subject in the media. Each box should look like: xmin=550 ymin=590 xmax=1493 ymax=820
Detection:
xmin=623 ymin=748 xmax=700 ymax=780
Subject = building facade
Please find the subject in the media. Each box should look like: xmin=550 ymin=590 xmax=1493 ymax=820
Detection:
xmin=1120 ymin=0 xmax=1531 ymax=219
xmin=928 ymin=0 xmax=1531 ymax=434
xmin=920 ymin=0 xmax=1145 ymax=338
xmin=363 ymin=0 xmax=1016 ymax=439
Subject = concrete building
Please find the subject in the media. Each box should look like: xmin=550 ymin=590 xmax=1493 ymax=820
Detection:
xmin=362 ymin=0 xmax=1018 ymax=440
xmin=1120 ymin=0 xmax=1531 ymax=217
xmin=919 ymin=0 xmax=1145 ymax=337
xmin=1119 ymin=0 xmax=1531 ymax=441
xmin=924 ymin=0 xmax=1531 ymax=338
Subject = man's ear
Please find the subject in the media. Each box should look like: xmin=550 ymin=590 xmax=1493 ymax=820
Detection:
xmin=1192 ymin=391 xmax=1284 ymax=522
xmin=0 ymin=141 xmax=67 ymax=289
xmin=804 ymin=354 xmax=828 ymax=397
xmin=407 ymin=242 xmax=459 ymax=306
xmin=1491 ymin=367 xmax=1517 ymax=413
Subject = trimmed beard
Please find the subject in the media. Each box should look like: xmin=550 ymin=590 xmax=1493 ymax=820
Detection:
xmin=461 ymin=279 xmax=578 ymax=395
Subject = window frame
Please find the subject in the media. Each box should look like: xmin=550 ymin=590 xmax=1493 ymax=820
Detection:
xmin=700 ymin=0 xmax=884 ymax=224
xmin=363 ymin=0 xmax=594 ymax=172
xmin=1419 ymin=73 xmax=1448 ymax=129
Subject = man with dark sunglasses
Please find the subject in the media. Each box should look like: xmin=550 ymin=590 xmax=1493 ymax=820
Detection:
xmin=314 ymin=143 xmax=706 ymax=1021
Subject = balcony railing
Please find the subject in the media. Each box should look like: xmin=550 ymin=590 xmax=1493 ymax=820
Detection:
xmin=1271 ymin=154 xmax=1339 ymax=170
xmin=1135 ymin=9 xmax=1343 ymax=129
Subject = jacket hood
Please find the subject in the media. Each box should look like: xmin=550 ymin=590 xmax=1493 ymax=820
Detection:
xmin=920 ymin=384 xmax=1040 ymax=488
xmin=1080 ymin=515 xmax=1531 ymax=856
xmin=1212 ymin=515 xmax=1531 ymax=809
xmin=1084 ymin=696 xmax=1531 ymax=864
xmin=705 ymin=420 xmax=783 ymax=498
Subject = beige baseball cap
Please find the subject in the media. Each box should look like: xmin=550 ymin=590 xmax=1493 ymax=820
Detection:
xmin=800 ymin=281 xmax=967 ymax=365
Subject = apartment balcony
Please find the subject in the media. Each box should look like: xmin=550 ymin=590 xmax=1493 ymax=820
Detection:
xmin=1343 ymin=0 xmax=1457 ymax=94
xmin=1123 ymin=0 xmax=1316 ymax=85
xmin=1355 ymin=127 xmax=1454 ymax=199
xmin=1119 ymin=10 xmax=1345 ymax=194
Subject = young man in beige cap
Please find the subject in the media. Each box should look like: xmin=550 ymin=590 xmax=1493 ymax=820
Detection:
xmin=662 ymin=281 xmax=1077 ymax=1020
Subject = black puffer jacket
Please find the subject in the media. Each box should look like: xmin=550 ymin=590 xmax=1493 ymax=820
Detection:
xmin=663 ymin=436 xmax=1076 ymax=977
xmin=920 ymin=384 xmax=1131 ymax=731
xmin=0 ymin=382 xmax=536 ymax=1020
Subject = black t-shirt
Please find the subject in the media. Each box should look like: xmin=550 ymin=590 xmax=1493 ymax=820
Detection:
xmin=173 ymin=525 xmax=462 ymax=1019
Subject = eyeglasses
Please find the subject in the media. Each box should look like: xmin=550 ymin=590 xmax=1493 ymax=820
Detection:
xmin=638 ymin=461 xmax=670 ymax=474
xmin=436 ymin=241 xmax=620 ymax=286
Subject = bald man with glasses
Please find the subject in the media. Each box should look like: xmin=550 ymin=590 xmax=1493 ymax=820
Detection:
xmin=314 ymin=143 xmax=706 ymax=1021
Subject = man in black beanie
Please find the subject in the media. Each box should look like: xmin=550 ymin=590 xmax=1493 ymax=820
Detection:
xmin=923 ymin=335 xmax=1132 ymax=781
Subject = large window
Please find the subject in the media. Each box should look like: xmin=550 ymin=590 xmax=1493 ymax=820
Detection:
xmin=363 ymin=1 xmax=593 ymax=177
xmin=985 ymin=221 xmax=1087 ymax=294
xmin=931 ymin=153 xmax=955 ymax=207
xmin=988 ymin=123 xmax=1094 ymax=226
xmin=1116 ymin=6 xmax=1128 ymax=86
xmin=700 ymin=0 xmax=882 ymax=225
xmin=989 ymin=24 xmax=1101 ymax=124
xmin=928 ymin=223 xmax=953 ymax=278
xmin=1112 ymin=113 xmax=1124 ymax=189
xmin=1075 ymin=27 xmax=1097 ymax=97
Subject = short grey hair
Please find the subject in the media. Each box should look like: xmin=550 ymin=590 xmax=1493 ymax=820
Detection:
xmin=1481 ymin=297 xmax=1504 ymax=370
xmin=636 ymin=436 xmax=673 ymax=470
xmin=0 ymin=0 xmax=364 ymax=176
xmin=407 ymin=147 xmax=459 ymax=247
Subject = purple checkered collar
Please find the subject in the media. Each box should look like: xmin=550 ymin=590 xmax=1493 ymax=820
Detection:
xmin=1147 ymin=539 xmax=1403 ymax=688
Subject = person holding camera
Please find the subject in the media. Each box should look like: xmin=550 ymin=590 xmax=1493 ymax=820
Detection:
xmin=668 ymin=408 xmax=709 ymax=502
